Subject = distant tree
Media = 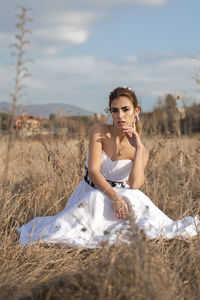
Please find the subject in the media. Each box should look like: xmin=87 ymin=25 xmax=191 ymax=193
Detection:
xmin=49 ymin=113 xmax=56 ymax=121
xmin=184 ymin=103 xmax=200 ymax=134
xmin=165 ymin=94 xmax=179 ymax=133
xmin=0 ymin=112 xmax=11 ymax=131
xmin=165 ymin=94 xmax=177 ymax=110
xmin=153 ymin=93 xmax=180 ymax=135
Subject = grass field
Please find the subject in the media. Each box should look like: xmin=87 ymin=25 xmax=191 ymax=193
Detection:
xmin=0 ymin=133 xmax=200 ymax=299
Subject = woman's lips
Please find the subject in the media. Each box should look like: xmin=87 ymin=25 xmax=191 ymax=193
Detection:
xmin=117 ymin=121 xmax=126 ymax=126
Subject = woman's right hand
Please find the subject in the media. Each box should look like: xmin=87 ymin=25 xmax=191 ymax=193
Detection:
xmin=111 ymin=195 xmax=132 ymax=219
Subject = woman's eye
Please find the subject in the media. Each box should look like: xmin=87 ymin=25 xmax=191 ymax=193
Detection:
xmin=111 ymin=107 xmax=130 ymax=113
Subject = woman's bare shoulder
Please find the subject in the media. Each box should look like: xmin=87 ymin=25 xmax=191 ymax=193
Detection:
xmin=90 ymin=123 xmax=111 ymax=136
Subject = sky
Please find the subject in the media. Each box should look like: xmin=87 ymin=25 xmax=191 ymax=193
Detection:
xmin=0 ymin=0 xmax=200 ymax=114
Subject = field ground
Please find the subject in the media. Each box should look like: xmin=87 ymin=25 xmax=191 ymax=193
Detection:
xmin=0 ymin=134 xmax=200 ymax=299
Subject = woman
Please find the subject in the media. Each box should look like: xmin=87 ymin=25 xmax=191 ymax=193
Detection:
xmin=87 ymin=86 xmax=148 ymax=220
xmin=17 ymin=87 xmax=200 ymax=248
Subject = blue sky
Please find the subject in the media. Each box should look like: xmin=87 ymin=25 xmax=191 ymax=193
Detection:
xmin=0 ymin=0 xmax=200 ymax=114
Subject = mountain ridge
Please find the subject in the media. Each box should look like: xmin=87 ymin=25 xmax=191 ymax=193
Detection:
xmin=0 ymin=102 xmax=94 ymax=118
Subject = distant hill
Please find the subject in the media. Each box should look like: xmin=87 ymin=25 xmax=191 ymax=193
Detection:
xmin=0 ymin=102 xmax=93 ymax=118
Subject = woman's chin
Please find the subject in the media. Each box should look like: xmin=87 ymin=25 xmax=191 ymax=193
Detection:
xmin=115 ymin=125 xmax=125 ymax=132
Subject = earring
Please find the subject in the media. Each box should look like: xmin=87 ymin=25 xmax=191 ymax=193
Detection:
xmin=135 ymin=115 xmax=139 ymax=122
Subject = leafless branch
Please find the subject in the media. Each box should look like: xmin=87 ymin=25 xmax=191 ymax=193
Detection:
xmin=3 ymin=5 xmax=33 ymax=184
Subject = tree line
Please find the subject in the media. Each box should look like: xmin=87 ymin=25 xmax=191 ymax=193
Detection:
xmin=0 ymin=95 xmax=199 ymax=136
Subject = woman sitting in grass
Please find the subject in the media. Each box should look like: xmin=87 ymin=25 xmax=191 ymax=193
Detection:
xmin=17 ymin=86 xmax=200 ymax=248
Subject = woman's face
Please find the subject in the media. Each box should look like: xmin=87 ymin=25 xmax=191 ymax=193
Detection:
xmin=110 ymin=96 xmax=139 ymax=129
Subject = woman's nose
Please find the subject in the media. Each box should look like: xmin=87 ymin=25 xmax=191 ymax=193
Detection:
xmin=118 ymin=109 xmax=124 ymax=119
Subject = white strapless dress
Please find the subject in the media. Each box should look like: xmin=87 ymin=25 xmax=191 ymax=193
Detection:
xmin=17 ymin=151 xmax=200 ymax=248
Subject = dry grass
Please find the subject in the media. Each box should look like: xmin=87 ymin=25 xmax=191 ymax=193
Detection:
xmin=0 ymin=133 xmax=200 ymax=299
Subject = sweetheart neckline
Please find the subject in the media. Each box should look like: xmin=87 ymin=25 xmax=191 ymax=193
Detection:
xmin=102 ymin=150 xmax=132 ymax=163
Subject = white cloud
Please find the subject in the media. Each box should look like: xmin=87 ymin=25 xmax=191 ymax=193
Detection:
xmin=27 ymin=78 xmax=48 ymax=89
xmin=160 ymin=56 xmax=198 ymax=69
xmin=32 ymin=56 xmax=116 ymax=80
xmin=43 ymin=47 xmax=60 ymax=56
xmin=70 ymin=0 xmax=168 ymax=7
xmin=0 ymin=64 xmax=14 ymax=101
xmin=0 ymin=33 xmax=6 ymax=40
xmin=0 ymin=0 xmax=170 ymax=57
xmin=49 ymin=11 xmax=100 ymax=26
xmin=35 ymin=27 xmax=89 ymax=44
xmin=0 ymin=33 xmax=14 ymax=52
xmin=137 ymin=0 xmax=167 ymax=6
xmin=30 ymin=9 xmax=101 ymax=54
xmin=0 ymin=52 xmax=197 ymax=112
xmin=124 ymin=56 xmax=138 ymax=63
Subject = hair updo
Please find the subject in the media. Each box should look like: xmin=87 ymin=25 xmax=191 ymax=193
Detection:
xmin=109 ymin=86 xmax=141 ymax=134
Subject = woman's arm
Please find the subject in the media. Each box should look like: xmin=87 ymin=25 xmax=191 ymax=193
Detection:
xmin=128 ymin=145 xmax=149 ymax=189
xmin=88 ymin=125 xmax=116 ymax=200
xmin=88 ymin=124 xmax=131 ymax=219
xmin=123 ymin=126 xmax=149 ymax=189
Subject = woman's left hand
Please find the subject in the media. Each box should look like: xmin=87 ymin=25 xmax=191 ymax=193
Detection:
xmin=122 ymin=126 xmax=143 ymax=149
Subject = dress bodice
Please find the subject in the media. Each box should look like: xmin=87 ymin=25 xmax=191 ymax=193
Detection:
xmin=87 ymin=150 xmax=133 ymax=182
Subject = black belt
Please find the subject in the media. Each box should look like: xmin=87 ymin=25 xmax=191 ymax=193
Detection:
xmin=84 ymin=167 xmax=126 ymax=189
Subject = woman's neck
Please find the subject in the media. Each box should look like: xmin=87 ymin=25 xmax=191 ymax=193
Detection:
xmin=112 ymin=126 xmax=125 ymax=142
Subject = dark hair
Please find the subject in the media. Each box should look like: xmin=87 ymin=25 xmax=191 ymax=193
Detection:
xmin=109 ymin=86 xmax=141 ymax=134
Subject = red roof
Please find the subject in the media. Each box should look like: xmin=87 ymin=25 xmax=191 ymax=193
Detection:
xmin=16 ymin=115 xmax=41 ymax=121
